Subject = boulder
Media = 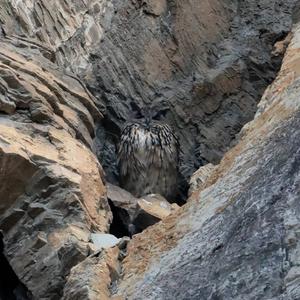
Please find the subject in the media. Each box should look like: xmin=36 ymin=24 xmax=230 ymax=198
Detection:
xmin=107 ymin=184 xmax=179 ymax=235
xmin=132 ymin=194 xmax=179 ymax=234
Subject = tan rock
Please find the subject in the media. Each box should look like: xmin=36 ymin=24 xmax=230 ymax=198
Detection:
xmin=63 ymin=247 xmax=120 ymax=300
xmin=130 ymin=194 xmax=179 ymax=234
xmin=136 ymin=194 xmax=179 ymax=221
xmin=272 ymin=32 xmax=292 ymax=57
xmin=107 ymin=183 xmax=139 ymax=213
xmin=188 ymin=163 xmax=216 ymax=197
xmin=0 ymin=36 xmax=111 ymax=299
xmin=142 ymin=0 xmax=167 ymax=16
xmin=107 ymin=184 xmax=179 ymax=235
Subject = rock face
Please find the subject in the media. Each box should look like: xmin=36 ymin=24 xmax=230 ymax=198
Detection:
xmin=1 ymin=0 xmax=295 ymax=182
xmin=112 ymin=22 xmax=300 ymax=299
xmin=0 ymin=1 xmax=300 ymax=300
xmin=0 ymin=22 xmax=111 ymax=300
xmin=63 ymin=247 xmax=120 ymax=300
xmin=188 ymin=163 xmax=216 ymax=197
xmin=89 ymin=0 xmax=298 ymax=185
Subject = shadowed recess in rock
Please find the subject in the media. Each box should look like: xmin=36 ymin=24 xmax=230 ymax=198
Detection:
xmin=89 ymin=0 xmax=296 ymax=199
xmin=108 ymin=200 xmax=131 ymax=238
xmin=0 ymin=234 xmax=31 ymax=300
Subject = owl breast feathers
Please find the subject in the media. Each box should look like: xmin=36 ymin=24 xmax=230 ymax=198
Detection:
xmin=118 ymin=122 xmax=179 ymax=201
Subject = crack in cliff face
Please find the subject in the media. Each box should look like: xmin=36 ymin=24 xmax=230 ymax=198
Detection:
xmin=0 ymin=234 xmax=32 ymax=300
xmin=90 ymin=0 xmax=296 ymax=203
xmin=108 ymin=199 xmax=132 ymax=238
xmin=0 ymin=0 xmax=299 ymax=299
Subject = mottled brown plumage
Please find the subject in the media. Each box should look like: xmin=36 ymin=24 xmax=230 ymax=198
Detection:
xmin=118 ymin=121 xmax=179 ymax=201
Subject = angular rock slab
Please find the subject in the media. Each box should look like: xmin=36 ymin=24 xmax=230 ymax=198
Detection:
xmin=107 ymin=183 xmax=139 ymax=216
xmin=90 ymin=233 xmax=120 ymax=250
xmin=0 ymin=38 xmax=111 ymax=299
xmin=107 ymin=184 xmax=179 ymax=235
xmin=132 ymin=194 xmax=180 ymax=234
xmin=63 ymin=247 xmax=120 ymax=300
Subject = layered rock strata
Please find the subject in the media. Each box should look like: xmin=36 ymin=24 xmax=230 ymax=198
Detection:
xmin=87 ymin=0 xmax=297 ymax=184
xmin=0 ymin=0 xmax=300 ymax=299
xmin=0 ymin=1 xmax=297 ymax=182
xmin=0 ymin=38 xmax=111 ymax=299
xmin=61 ymin=15 xmax=300 ymax=300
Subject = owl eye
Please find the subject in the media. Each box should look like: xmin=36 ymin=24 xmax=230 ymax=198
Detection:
xmin=152 ymin=108 xmax=168 ymax=120
xmin=135 ymin=111 xmax=143 ymax=119
xmin=152 ymin=114 xmax=161 ymax=120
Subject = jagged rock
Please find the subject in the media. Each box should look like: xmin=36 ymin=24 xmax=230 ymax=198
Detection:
xmin=0 ymin=0 xmax=300 ymax=299
xmin=106 ymin=183 xmax=138 ymax=236
xmin=107 ymin=184 xmax=179 ymax=235
xmin=132 ymin=194 xmax=179 ymax=234
xmin=0 ymin=36 xmax=111 ymax=299
xmin=272 ymin=32 xmax=293 ymax=57
xmin=0 ymin=95 xmax=16 ymax=115
xmin=107 ymin=183 xmax=138 ymax=216
xmin=63 ymin=247 xmax=120 ymax=300
xmin=139 ymin=0 xmax=167 ymax=16
xmin=87 ymin=0 xmax=298 ymax=186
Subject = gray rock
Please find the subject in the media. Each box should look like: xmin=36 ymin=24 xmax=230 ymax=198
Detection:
xmin=0 ymin=19 xmax=110 ymax=299
xmin=125 ymin=113 xmax=300 ymax=299
xmin=107 ymin=184 xmax=178 ymax=235
xmin=90 ymin=233 xmax=120 ymax=250
xmin=0 ymin=1 xmax=300 ymax=299
xmin=113 ymin=20 xmax=300 ymax=300
xmin=86 ymin=0 xmax=298 ymax=187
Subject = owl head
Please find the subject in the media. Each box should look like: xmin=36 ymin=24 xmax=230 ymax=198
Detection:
xmin=133 ymin=98 xmax=170 ymax=128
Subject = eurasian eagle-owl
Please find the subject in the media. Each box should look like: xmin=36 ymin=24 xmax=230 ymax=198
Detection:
xmin=118 ymin=117 xmax=179 ymax=201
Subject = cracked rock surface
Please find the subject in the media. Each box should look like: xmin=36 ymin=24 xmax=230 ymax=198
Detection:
xmin=0 ymin=29 xmax=111 ymax=300
xmin=87 ymin=0 xmax=297 ymax=184
xmin=0 ymin=0 xmax=300 ymax=299
xmin=113 ymin=22 xmax=300 ymax=299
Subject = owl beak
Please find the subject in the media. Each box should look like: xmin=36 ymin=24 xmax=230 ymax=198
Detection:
xmin=145 ymin=117 xmax=151 ymax=130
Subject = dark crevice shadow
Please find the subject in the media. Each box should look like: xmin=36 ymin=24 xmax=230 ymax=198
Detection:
xmin=108 ymin=200 xmax=131 ymax=238
xmin=0 ymin=233 xmax=32 ymax=300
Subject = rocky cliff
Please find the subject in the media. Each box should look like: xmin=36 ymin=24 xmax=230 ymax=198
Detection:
xmin=0 ymin=0 xmax=300 ymax=299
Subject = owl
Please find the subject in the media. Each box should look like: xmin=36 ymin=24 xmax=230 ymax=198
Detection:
xmin=118 ymin=118 xmax=180 ymax=202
